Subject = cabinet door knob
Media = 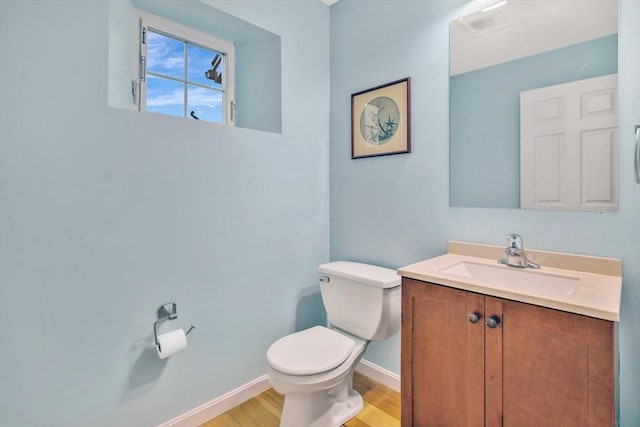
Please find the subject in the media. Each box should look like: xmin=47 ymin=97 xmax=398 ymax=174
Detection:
xmin=468 ymin=312 xmax=481 ymax=324
xmin=486 ymin=315 xmax=501 ymax=329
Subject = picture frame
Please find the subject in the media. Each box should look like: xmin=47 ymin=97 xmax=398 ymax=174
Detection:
xmin=351 ymin=77 xmax=411 ymax=159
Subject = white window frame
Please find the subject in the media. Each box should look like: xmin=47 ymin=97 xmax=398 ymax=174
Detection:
xmin=134 ymin=9 xmax=235 ymax=125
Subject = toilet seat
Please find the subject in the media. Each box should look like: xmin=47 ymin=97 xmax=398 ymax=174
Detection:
xmin=267 ymin=326 xmax=355 ymax=376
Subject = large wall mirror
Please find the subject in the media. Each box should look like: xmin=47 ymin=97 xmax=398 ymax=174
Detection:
xmin=449 ymin=0 xmax=618 ymax=211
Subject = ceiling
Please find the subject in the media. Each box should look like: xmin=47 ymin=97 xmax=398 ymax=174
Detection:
xmin=450 ymin=0 xmax=617 ymax=75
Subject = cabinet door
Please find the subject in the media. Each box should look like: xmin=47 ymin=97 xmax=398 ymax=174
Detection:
xmin=486 ymin=297 xmax=615 ymax=427
xmin=402 ymin=279 xmax=485 ymax=427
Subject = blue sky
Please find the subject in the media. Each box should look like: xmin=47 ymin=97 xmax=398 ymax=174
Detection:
xmin=146 ymin=30 xmax=224 ymax=123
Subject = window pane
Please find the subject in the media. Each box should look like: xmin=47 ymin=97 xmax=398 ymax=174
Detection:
xmin=188 ymin=44 xmax=223 ymax=89
xmin=147 ymin=75 xmax=185 ymax=118
xmin=147 ymin=30 xmax=184 ymax=80
xmin=187 ymin=85 xmax=223 ymax=123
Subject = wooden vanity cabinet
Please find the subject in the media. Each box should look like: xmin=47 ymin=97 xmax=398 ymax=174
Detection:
xmin=401 ymin=277 xmax=616 ymax=427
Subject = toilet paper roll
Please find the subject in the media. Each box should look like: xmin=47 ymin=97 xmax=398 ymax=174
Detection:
xmin=156 ymin=328 xmax=187 ymax=359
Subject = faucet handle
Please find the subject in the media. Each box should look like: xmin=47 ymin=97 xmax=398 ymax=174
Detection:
xmin=505 ymin=233 xmax=523 ymax=249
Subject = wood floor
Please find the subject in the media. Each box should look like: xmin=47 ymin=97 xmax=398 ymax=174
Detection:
xmin=200 ymin=372 xmax=401 ymax=427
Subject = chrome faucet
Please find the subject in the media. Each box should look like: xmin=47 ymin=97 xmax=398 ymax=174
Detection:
xmin=498 ymin=234 xmax=540 ymax=269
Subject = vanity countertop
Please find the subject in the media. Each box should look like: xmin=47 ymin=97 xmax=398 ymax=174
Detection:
xmin=398 ymin=241 xmax=622 ymax=321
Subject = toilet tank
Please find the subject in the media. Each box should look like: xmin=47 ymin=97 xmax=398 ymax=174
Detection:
xmin=318 ymin=261 xmax=401 ymax=341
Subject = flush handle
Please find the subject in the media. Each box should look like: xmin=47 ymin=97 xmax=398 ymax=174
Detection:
xmin=486 ymin=315 xmax=501 ymax=329
xmin=468 ymin=312 xmax=481 ymax=324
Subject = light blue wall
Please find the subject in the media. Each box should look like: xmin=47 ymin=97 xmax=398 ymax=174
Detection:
xmin=330 ymin=0 xmax=640 ymax=425
xmin=235 ymin=38 xmax=282 ymax=133
xmin=0 ymin=0 xmax=329 ymax=426
xmin=2 ymin=0 xmax=639 ymax=425
xmin=450 ymin=34 xmax=618 ymax=208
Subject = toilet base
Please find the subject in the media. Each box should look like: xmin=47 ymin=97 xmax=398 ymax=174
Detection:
xmin=280 ymin=387 xmax=363 ymax=427
xmin=267 ymin=328 xmax=369 ymax=427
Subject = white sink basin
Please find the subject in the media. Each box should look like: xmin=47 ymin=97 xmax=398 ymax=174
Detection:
xmin=439 ymin=261 xmax=580 ymax=296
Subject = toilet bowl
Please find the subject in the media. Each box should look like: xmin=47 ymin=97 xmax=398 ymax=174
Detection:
xmin=267 ymin=326 xmax=367 ymax=427
xmin=266 ymin=261 xmax=401 ymax=427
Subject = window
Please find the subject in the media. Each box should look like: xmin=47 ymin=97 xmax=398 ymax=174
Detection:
xmin=134 ymin=10 xmax=235 ymax=125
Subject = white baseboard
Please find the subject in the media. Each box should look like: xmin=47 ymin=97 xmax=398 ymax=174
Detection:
xmin=355 ymin=359 xmax=401 ymax=393
xmin=156 ymin=374 xmax=270 ymax=427
xmin=157 ymin=358 xmax=400 ymax=427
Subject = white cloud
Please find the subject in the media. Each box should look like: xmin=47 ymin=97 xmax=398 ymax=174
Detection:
xmin=146 ymin=32 xmax=184 ymax=71
xmin=146 ymin=89 xmax=184 ymax=107
xmin=147 ymin=86 xmax=222 ymax=109
xmin=189 ymin=87 xmax=223 ymax=108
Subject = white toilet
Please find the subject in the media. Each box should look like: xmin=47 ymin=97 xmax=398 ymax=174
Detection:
xmin=266 ymin=261 xmax=401 ymax=427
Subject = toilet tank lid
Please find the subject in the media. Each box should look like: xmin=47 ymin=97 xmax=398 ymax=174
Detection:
xmin=318 ymin=261 xmax=401 ymax=289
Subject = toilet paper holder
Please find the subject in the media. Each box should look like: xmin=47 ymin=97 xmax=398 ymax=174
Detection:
xmin=153 ymin=302 xmax=195 ymax=347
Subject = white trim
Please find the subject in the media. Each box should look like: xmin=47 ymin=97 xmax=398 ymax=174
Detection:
xmin=136 ymin=9 xmax=234 ymax=55
xmin=355 ymin=359 xmax=401 ymax=393
xmin=157 ymin=358 xmax=400 ymax=427
xmin=156 ymin=375 xmax=270 ymax=427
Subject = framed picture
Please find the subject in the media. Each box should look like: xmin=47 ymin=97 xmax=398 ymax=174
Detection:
xmin=351 ymin=77 xmax=411 ymax=159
